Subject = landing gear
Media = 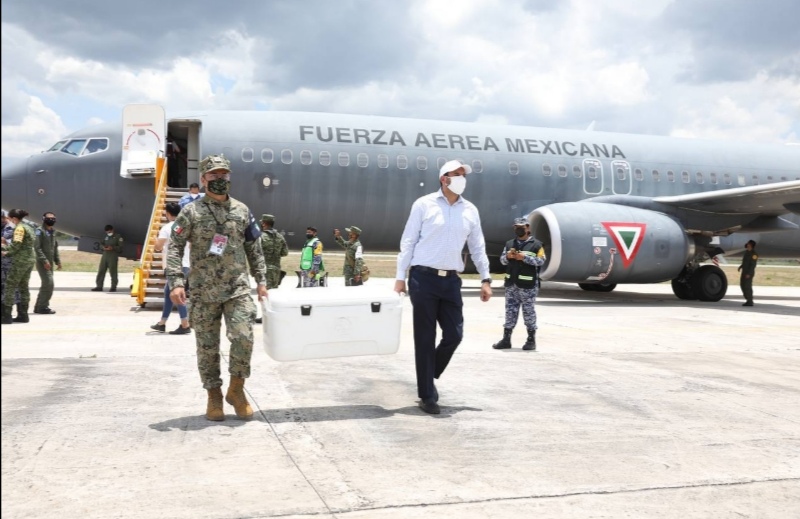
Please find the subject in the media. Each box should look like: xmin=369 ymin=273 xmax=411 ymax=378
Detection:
xmin=578 ymin=282 xmax=617 ymax=292
xmin=671 ymin=265 xmax=727 ymax=302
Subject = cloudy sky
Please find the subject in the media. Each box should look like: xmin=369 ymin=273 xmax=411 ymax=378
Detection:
xmin=2 ymin=0 xmax=798 ymax=168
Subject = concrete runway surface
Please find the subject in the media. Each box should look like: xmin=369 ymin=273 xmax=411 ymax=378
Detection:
xmin=2 ymin=273 xmax=799 ymax=518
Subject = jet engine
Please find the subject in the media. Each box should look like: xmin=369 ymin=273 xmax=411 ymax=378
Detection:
xmin=530 ymin=203 xmax=694 ymax=285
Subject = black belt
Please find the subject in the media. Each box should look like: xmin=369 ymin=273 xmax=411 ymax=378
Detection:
xmin=412 ymin=266 xmax=458 ymax=277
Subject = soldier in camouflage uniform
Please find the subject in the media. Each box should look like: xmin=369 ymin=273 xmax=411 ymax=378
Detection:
xmin=738 ymin=239 xmax=759 ymax=307
xmin=92 ymin=225 xmax=124 ymax=292
xmin=34 ymin=212 xmax=62 ymax=314
xmin=334 ymin=226 xmax=365 ymax=286
xmin=1 ymin=210 xmax=20 ymax=306
xmin=2 ymin=209 xmax=36 ymax=325
xmin=254 ymin=214 xmax=288 ymax=324
xmin=167 ymin=154 xmax=268 ymax=422
xmin=492 ymin=217 xmax=546 ymax=351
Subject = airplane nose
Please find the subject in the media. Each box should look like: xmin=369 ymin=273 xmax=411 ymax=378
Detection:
xmin=1 ymin=159 xmax=29 ymax=211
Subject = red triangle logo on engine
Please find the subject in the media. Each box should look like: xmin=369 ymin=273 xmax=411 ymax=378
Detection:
xmin=601 ymin=222 xmax=647 ymax=268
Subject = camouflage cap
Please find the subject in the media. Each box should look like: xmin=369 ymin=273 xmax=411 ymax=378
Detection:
xmin=199 ymin=154 xmax=231 ymax=175
xmin=261 ymin=214 xmax=275 ymax=223
xmin=513 ymin=217 xmax=528 ymax=226
xmin=345 ymin=226 xmax=362 ymax=235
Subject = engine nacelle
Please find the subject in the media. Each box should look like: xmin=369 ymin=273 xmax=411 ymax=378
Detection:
xmin=530 ymin=202 xmax=693 ymax=284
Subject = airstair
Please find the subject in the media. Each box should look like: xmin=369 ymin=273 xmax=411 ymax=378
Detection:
xmin=131 ymin=158 xmax=188 ymax=307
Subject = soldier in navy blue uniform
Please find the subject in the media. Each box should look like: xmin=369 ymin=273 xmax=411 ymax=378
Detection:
xmin=493 ymin=217 xmax=546 ymax=351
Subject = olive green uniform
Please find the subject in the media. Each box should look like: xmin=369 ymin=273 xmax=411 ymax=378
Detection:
xmin=261 ymin=228 xmax=288 ymax=289
xmin=167 ymin=196 xmax=267 ymax=389
xmin=335 ymin=235 xmax=364 ymax=286
xmin=34 ymin=227 xmax=61 ymax=310
xmin=739 ymin=248 xmax=758 ymax=304
xmin=3 ymin=223 xmax=36 ymax=307
xmin=95 ymin=232 xmax=124 ymax=290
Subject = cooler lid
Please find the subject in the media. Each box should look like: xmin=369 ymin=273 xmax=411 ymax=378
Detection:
xmin=266 ymin=285 xmax=401 ymax=310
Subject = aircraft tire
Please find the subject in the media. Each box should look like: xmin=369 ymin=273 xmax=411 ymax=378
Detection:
xmin=594 ymin=283 xmax=617 ymax=293
xmin=691 ymin=265 xmax=728 ymax=302
xmin=578 ymin=283 xmax=597 ymax=291
xmin=671 ymin=279 xmax=697 ymax=300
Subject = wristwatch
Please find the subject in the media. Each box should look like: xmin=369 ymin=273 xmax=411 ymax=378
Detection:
xmin=481 ymin=278 xmax=491 ymax=286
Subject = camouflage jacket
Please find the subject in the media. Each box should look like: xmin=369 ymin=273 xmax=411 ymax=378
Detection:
xmin=335 ymin=236 xmax=364 ymax=272
xmin=260 ymin=229 xmax=288 ymax=269
xmin=3 ymin=222 xmax=36 ymax=267
xmin=166 ymin=195 xmax=267 ymax=302
xmin=35 ymin=227 xmax=61 ymax=265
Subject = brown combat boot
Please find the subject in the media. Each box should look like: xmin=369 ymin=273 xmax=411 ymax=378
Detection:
xmin=225 ymin=376 xmax=254 ymax=419
xmin=206 ymin=387 xmax=225 ymax=421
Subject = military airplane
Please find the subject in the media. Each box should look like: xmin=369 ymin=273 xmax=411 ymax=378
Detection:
xmin=2 ymin=105 xmax=799 ymax=302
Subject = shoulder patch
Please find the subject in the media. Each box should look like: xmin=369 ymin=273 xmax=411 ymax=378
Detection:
xmin=13 ymin=226 xmax=25 ymax=242
xmin=36 ymin=229 xmax=42 ymax=236
xmin=752 ymin=254 xmax=758 ymax=260
xmin=173 ymin=225 xmax=183 ymax=235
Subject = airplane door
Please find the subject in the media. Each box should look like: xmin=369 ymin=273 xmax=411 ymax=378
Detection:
xmin=611 ymin=160 xmax=632 ymax=195
xmin=120 ymin=104 xmax=165 ymax=178
xmin=582 ymin=158 xmax=603 ymax=195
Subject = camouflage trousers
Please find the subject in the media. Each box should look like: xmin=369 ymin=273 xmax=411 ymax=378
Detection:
xmin=190 ymin=293 xmax=257 ymax=389
xmin=4 ymin=262 xmax=33 ymax=306
xmin=1 ymin=260 xmax=20 ymax=305
xmin=301 ymin=270 xmax=319 ymax=287
xmin=265 ymin=265 xmax=282 ymax=289
xmin=342 ymin=265 xmax=361 ymax=286
xmin=502 ymin=285 xmax=539 ymax=331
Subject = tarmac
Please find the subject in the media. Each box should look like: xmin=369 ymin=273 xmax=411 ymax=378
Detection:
xmin=1 ymin=272 xmax=799 ymax=519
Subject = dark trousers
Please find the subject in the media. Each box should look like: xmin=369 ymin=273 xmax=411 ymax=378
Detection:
xmin=408 ymin=267 xmax=463 ymax=401
xmin=740 ymin=275 xmax=754 ymax=303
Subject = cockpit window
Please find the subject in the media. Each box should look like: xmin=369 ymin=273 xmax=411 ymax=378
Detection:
xmin=47 ymin=140 xmax=68 ymax=152
xmin=82 ymin=138 xmax=108 ymax=155
xmin=61 ymin=139 xmax=87 ymax=156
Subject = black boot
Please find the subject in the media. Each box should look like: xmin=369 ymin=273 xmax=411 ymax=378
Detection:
xmin=522 ymin=329 xmax=536 ymax=351
xmin=1 ymin=305 xmax=12 ymax=325
xmin=492 ymin=328 xmax=513 ymax=349
xmin=12 ymin=303 xmax=29 ymax=323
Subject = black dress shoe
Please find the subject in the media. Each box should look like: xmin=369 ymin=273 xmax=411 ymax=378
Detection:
xmin=418 ymin=399 xmax=440 ymax=415
xmin=742 ymin=302 xmax=754 ymax=307
xmin=109 ymin=287 xmax=117 ymax=292
xmin=34 ymin=307 xmax=56 ymax=314
xmin=91 ymin=287 xmax=103 ymax=292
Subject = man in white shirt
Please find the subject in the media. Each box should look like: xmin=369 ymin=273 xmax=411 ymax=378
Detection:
xmin=179 ymin=183 xmax=205 ymax=209
xmin=150 ymin=202 xmax=191 ymax=334
xmin=395 ymin=159 xmax=493 ymax=414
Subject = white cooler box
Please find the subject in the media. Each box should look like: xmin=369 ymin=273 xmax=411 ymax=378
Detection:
xmin=263 ymin=285 xmax=403 ymax=361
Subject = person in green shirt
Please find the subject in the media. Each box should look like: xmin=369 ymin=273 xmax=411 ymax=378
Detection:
xmin=34 ymin=211 xmax=62 ymax=314
xmin=738 ymin=239 xmax=758 ymax=307
xmin=92 ymin=224 xmax=123 ymax=292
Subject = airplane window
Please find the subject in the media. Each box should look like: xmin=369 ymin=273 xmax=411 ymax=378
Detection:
xmin=47 ymin=140 xmax=68 ymax=152
xmin=558 ymin=165 xmax=567 ymax=177
xmin=710 ymin=172 xmax=718 ymax=184
xmin=695 ymin=172 xmax=703 ymax=184
xmin=573 ymin=165 xmax=582 ymax=178
xmin=338 ymin=152 xmax=350 ymax=167
xmin=781 ymin=176 xmax=787 ymax=181
xmin=61 ymin=139 xmax=87 ymax=156
xmin=652 ymin=170 xmax=660 ymax=182
xmin=416 ymin=156 xmax=427 ymax=170
xmin=437 ymin=157 xmax=447 ymax=169
xmin=357 ymin=153 xmax=369 ymax=168
xmin=723 ymin=173 xmax=731 ymax=185
xmin=472 ymin=160 xmax=483 ymax=173
xmin=509 ymin=161 xmax=519 ymax=175
xmin=751 ymin=175 xmax=759 ymax=185
xmin=281 ymin=149 xmax=293 ymax=164
xmin=667 ymin=170 xmax=675 ymax=182
xmin=737 ymin=174 xmax=746 ymax=186
xmin=634 ymin=168 xmax=643 ymax=181
xmin=300 ymin=150 xmax=312 ymax=165
xmin=681 ymin=171 xmax=689 ymax=183
xmin=261 ymin=149 xmax=274 ymax=163
xmin=378 ymin=154 xmax=389 ymax=169
xmin=82 ymin=138 xmax=108 ymax=155
xmin=616 ymin=168 xmax=626 ymax=180
xmin=397 ymin=155 xmax=408 ymax=170
xmin=767 ymin=175 xmax=773 ymax=182
xmin=588 ymin=166 xmax=597 ymax=179
xmin=319 ymin=151 xmax=331 ymax=166
xmin=242 ymin=148 xmax=254 ymax=162
xmin=542 ymin=164 xmax=552 ymax=177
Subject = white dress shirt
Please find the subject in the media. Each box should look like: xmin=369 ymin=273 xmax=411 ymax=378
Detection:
xmin=396 ymin=189 xmax=491 ymax=280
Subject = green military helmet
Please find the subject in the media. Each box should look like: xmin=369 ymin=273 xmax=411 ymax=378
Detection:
xmin=261 ymin=214 xmax=275 ymax=223
xmin=345 ymin=226 xmax=362 ymax=235
xmin=199 ymin=154 xmax=231 ymax=175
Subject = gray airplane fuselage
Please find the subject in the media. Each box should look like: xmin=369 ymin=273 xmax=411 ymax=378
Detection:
xmin=2 ymin=110 xmax=799 ymax=288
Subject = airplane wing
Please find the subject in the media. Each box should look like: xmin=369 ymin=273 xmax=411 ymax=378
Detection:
xmin=652 ymin=179 xmax=800 ymax=216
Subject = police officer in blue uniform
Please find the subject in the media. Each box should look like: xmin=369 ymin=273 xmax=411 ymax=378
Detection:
xmin=493 ymin=217 xmax=546 ymax=351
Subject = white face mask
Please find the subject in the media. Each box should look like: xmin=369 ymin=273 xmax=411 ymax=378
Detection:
xmin=446 ymin=175 xmax=467 ymax=195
